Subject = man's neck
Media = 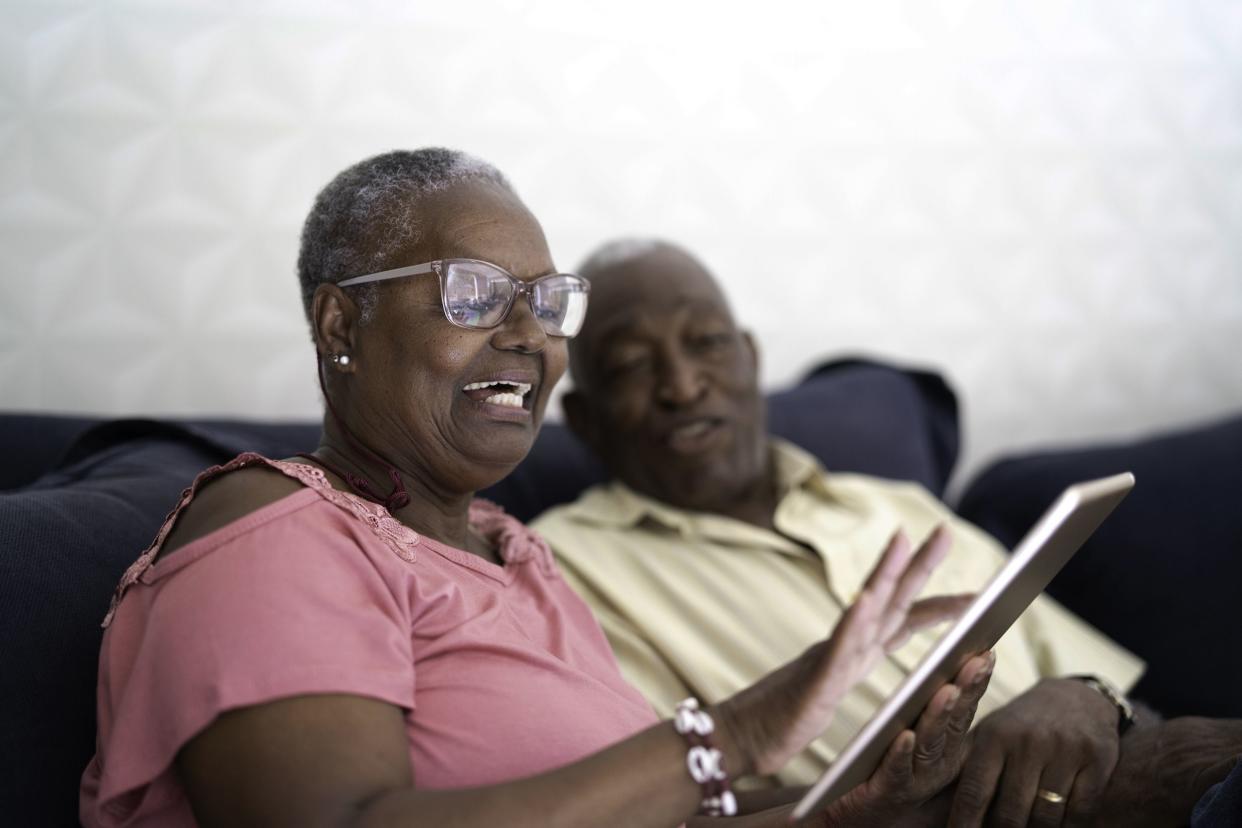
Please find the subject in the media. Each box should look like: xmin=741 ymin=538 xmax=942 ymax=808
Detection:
xmin=642 ymin=458 xmax=784 ymax=533
xmin=721 ymin=474 xmax=782 ymax=532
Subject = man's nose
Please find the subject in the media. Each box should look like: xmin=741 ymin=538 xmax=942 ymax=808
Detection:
xmin=655 ymin=351 xmax=706 ymax=407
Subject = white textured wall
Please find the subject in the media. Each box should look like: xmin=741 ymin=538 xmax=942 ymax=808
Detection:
xmin=2 ymin=0 xmax=1240 ymax=484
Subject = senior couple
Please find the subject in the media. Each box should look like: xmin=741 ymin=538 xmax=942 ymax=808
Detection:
xmin=81 ymin=149 xmax=1239 ymax=827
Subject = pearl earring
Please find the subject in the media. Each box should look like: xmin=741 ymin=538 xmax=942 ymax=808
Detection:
xmin=332 ymin=353 xmax=351 ymax=366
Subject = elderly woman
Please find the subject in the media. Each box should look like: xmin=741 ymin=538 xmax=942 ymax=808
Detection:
xmin=79 ymin=149 xmax=992 ymax=828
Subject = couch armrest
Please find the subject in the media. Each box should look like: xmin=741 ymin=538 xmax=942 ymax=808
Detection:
xmin=957 ymin=414 xmax=1242 ymax=718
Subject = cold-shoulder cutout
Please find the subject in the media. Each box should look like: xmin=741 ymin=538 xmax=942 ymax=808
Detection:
xmin=155 ymin=462 xmax=309 ymax=562
xmin=101 ymin=453 xmax=426 ymax=629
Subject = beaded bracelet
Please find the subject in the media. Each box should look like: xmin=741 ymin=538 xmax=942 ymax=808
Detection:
xmin=673 ymin=697 xmax=737 ymax=817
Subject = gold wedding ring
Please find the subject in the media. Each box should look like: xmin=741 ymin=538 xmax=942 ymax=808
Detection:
xmin=1036 ymin=789 xmax=1066 ymax=805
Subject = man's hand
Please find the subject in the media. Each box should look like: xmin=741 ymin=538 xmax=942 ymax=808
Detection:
xmin=949 ymin=677 xmax=1121 ymax=827
xmin=815 ymin=652 xmax=995 ymax=828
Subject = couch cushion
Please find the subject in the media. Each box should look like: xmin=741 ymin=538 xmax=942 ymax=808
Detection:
xmin=0 ymin=437 xmax=223 ymax=825
xmin=957 ymin=414 xmax=1242 ymax=718
xmin=0 ymin=419 xmax=322 ymax=825
xmin=0 ymin=413 xmax=102 ymax=491
xmin=772 ymin=357 xmax=959 ymax=495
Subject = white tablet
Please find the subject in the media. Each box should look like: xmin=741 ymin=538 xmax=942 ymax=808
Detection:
xmin=791 ymin=472 xmax=1135 ymax=820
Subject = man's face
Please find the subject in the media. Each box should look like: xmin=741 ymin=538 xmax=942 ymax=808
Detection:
xmin=566 ymin=247 xmax=768 ymax=512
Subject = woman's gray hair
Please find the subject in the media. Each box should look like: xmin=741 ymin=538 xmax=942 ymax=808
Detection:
xmin=297 ymin=148 xmax=513 ymax=325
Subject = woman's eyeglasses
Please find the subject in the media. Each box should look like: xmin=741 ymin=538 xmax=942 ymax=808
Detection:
xmin=337 ymin=258 xmax=590 ymax=338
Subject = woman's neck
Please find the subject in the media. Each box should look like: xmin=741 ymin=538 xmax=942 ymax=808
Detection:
xmin=309 ymin=428 xmax=499 ymax=564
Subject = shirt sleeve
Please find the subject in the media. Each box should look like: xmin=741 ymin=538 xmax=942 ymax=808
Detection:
xmin=92 ymin=496 xmax=416 ymax=815
xmin=1011 ymin=590 xmax=1146 ymax=692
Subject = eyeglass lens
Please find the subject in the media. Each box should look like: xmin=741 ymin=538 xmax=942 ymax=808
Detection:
xmin=442 ymin=261 xmax=588 ymax=337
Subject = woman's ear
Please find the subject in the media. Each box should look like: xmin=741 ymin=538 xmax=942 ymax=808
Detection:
xmin=312 ymin=283 xmax=359 ymax=370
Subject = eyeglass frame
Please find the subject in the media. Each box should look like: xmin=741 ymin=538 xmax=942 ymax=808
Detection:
xmin=336 ymin=258 xmax=591 ymax=337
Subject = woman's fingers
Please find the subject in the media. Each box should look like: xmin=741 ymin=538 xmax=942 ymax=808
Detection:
xmin=945 ymin=652 xmax=995 ymax=746
xmin=862 ymin=529 xmax=917 ymax=609
xmin=876 ymin=524 xmax=954 ymax=646
xmin=842 ymin=525 xmax=960 ymax=673
xmin=843 ymin=659 xmax=993 ymax=819
xmin=910 ymin=683 xmax=961 ymax=773
xmin=932 ymin=652 xmax=996 ymax=791
xmin=878 ymin=729 xmax=918 ymax=789
xmin=890 ymin=525 xmax=952 ymax=611
xmin=817 ymin=730 xmax=915 ymax=826
xmin=733 ymin=525 xmax=967 ymax=778
xmin=912 ymin=653 xmax=996 ymax=780
xmin=906 ymin=594 xmax=976 ymax=629
xmin=885 ymin=593 xmax=975 ymax=651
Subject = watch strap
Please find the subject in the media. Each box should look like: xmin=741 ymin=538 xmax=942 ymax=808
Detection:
xmin=1068 ymin=674 xmax=1136 ymax=736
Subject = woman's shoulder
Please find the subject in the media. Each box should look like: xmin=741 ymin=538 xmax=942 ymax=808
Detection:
xmin=155 ymin=457 xmax=316 ymax=562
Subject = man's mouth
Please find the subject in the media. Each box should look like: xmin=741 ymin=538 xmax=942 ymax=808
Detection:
xmin=462 ymin=379 xmax=534 ymax=409
xmin=665 ymin=417 xmax=725 ymax=453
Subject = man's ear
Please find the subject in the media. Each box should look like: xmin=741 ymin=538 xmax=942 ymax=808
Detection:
xmin=741 ymin=329 xmax=761 ymax=378
xmin=562 ymin=388 xmax=602 ymax=454
xmin=312 ymin=283 xmax=359 ymax=369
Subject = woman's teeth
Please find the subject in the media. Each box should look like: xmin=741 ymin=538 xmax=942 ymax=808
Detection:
xmin=485 ymin=392 xmax=524 ymax=408
xmin=463 ymin=380 xmax=532 ymax=409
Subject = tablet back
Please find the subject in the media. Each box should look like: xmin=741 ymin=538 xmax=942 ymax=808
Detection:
xmin=792 ymin=472 xmax=1135 ymax=820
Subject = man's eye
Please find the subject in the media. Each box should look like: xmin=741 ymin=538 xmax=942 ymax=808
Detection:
xmin=604 ymin=354 xmax=651 ymax=379
xmin=690 ymin=332 xmax=733 ymax=352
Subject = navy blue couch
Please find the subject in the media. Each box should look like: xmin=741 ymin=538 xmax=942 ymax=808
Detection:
xmin=2 ymin=357 xmax=1239 ymax=825
xmin=958 ymin=416 xmax=1242 ymax=721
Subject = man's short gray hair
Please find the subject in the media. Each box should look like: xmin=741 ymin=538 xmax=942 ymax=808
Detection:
xmin=297 ymin=148 xmax=513 ymax=325
xmin=577 ymin=237 xmax=668 ymax=278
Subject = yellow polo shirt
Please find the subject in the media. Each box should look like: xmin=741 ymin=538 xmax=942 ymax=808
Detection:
xmin=533 ymin=439 xmax=1145 ymax=787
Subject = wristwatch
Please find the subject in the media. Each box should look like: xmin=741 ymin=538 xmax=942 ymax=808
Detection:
xmin=1069 ymin=674 xmax=1136 ymax=735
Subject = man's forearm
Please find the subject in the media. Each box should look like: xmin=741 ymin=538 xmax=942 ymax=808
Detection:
xmin=1095 ymin=717 xmax=1242 ymax=827
xmin=1131 ymin=699 xmax=1163 ymax=728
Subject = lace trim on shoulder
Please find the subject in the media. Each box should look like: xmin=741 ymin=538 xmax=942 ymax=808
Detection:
xmin=265 ymin=457 xmax=421 ymax=565
xmin=469 ymin=498 xmax=557 ymax=575
xmin=102 ymin=453 xmax=420 ymax=628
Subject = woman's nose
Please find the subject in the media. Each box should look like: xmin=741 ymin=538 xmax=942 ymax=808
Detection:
xmin=491 ymin=293 xmax=548 ymax=353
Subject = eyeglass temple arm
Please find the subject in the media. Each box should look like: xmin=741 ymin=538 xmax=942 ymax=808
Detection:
xmin=336 ymin=262 xmax=437 ymax=288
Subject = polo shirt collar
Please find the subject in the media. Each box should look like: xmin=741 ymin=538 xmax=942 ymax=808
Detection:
xmin=567 ymin=439 xmax=837 ymax=547
xmin=769 ymin=438 xmax=836 ymax=500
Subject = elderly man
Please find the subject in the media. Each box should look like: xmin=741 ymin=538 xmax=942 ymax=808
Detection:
xmin=533 ymin=238 xmax=1242 ymax=826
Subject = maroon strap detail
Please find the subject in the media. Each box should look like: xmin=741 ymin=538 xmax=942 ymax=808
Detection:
xmin=310 ymin=357 xmax=411 ymax=513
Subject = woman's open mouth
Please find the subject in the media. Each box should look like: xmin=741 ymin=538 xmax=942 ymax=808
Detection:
xmin=462 ymin=379 xmax=533 ymax=410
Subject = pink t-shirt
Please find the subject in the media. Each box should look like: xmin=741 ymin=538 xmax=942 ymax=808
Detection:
xmin=80 ymin=454 xmax=658 ymax=827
